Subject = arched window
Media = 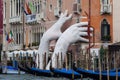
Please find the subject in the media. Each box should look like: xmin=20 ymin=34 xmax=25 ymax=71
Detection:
xmin=101 ymin=19 xmax=111 ymax=41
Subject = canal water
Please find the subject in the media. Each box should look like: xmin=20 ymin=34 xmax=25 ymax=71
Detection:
xmin=0 ymin=74 xmax=92 ymax=80
xmin=0 ymin=74 xmax=68 ymax=80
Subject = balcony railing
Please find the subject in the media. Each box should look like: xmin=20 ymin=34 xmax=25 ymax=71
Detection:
xmin=26 ymin=14 xmax=37 ymax=24
xmin=101 ymin=35 xmax=111 ymax=42
xmin=9 ymin=16 xmax=22 ymax=24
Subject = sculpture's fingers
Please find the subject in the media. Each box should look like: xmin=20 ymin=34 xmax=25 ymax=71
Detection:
xmin=66 ymin=14 xmax=73 ymax=20
xmin=79 ymin=32 xmax=93 ymax=36
xmin=78 ymin=27 xmax=88 ymax=31
xmin=79 ymin=32 xmax=88 ymax=36
xmin=89 ymin=33 xmax=93 ymax=36
xmin=79 ymin=37 xmax=89 ymax=42
xmin=64 ymin=10 xmax=68 ymax=16
xmin=73 ymin=22 xmax=88 ymax=27
xmin=88 ymin=27 xmax=94 ymax=32
xmin=78 ymin=27 xmax=94 ymax=32
xmin=60 ymin=13 xmax=64 ymax=17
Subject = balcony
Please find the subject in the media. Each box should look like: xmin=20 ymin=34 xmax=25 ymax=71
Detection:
xmin=101 ymin=35 xmax=111 ymax=42
xmin=101 ymin=4 xmax=112 ymax=14
xmin=26 ymin=14 xmax=37 ymax=24
xmin=9 ymin=16 xmax=22 ymax=24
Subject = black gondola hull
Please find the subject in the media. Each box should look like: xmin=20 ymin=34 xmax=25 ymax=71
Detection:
xmin=50 ymin=68 xmax=82 ymax=79
xmin=26 ymin=66 xmax=53 ymax=77
xmin=73 ymin=66 xmax=120 ymax=80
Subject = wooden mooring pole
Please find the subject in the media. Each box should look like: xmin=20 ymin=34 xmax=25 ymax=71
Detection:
xmin=99 ymin=50 xmax=102 ymax=80
xmin=106 ymin=50 xmax=109 ymax=80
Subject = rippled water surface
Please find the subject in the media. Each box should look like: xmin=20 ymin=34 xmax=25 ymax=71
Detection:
xmin=0 ymin=74 xmax=93 ymax=80
xmin=0 ymin=74 xmax=78 ymax=80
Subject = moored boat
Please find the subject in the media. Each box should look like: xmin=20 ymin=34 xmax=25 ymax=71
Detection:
xmin=50 ymin=67 xmax=82 ymax=79
xmin=26 ymin=66 xmax=53 ymax=77
xmin=73 ymin=65 xmax=120 ymax=80
xmin=18 ymin=63 xmax=35 ymax=74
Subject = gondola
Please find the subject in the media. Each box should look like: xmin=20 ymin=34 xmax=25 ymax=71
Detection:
xmin=50 ymin=67 xmax=82 ymax=79
xmin=18 ymin=63 xmax=33 ymax=74
xmin=95 ymin=68 xmax=120 ymax=73
xmin=0 ymin=66 xmax=2 ymax=74
xmin=26 ymin=65 xmax=54 ymax=77
xmin=73 ymin=65 xmax=120 ymax=80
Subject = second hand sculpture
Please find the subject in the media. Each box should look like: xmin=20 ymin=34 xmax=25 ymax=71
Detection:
xmin=46 ymin=22 xmax=93 ymax=70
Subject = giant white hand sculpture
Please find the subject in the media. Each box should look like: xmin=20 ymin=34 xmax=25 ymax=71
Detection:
xmin=36 ymin=10 xmax=72 ymax=69
xmin=46 ymin=22 xmax=93 ymax=69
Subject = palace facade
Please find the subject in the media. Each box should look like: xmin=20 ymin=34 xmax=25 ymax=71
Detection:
xmin=2 ymin=0 xmax=113 ymax=52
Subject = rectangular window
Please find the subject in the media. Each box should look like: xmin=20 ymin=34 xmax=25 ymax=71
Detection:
xmin=42 ymin=0 xmax=46 ymax=10
xmin=3 ymin=1 xmax=6 ymax=19
xmin=49 ymin=4 xmax=52 ymax=11
xmin=10 ymin=0 xmax=21 ymax=17
xmin=19 ymin=0 xmax=21 ymax=15
xmin=5 ymin=2 xmax=6 ymax=18
xmin=16 ymin=33 xmax=19 ymax=44
xmin=35 ymin=2 xmax=37 ymax=13
xmin=11 ymin=0 xmax=13 ymax=17
xmin=58 ymin=0 xmax=62 ymax=8
xmin=16 ymin=1 xmax=18 ymax=16
xmin=77 ymin=0 xmax=80 ymax=3
xmin=102 ymin=0 xmax=109 ymax=4
xmin=11 ymin=26 xmax=23 ymax=45
xmin=36 ymin=33 xmax=40 ymax=43
xmin=38 ymin=2 xmax=40 ymax=13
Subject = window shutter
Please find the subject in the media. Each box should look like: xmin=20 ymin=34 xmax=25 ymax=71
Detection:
xmin=107 ymin=24 xmax=110 ymax=35
xmin=101 ymin=24 xmax=105 ymax=40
